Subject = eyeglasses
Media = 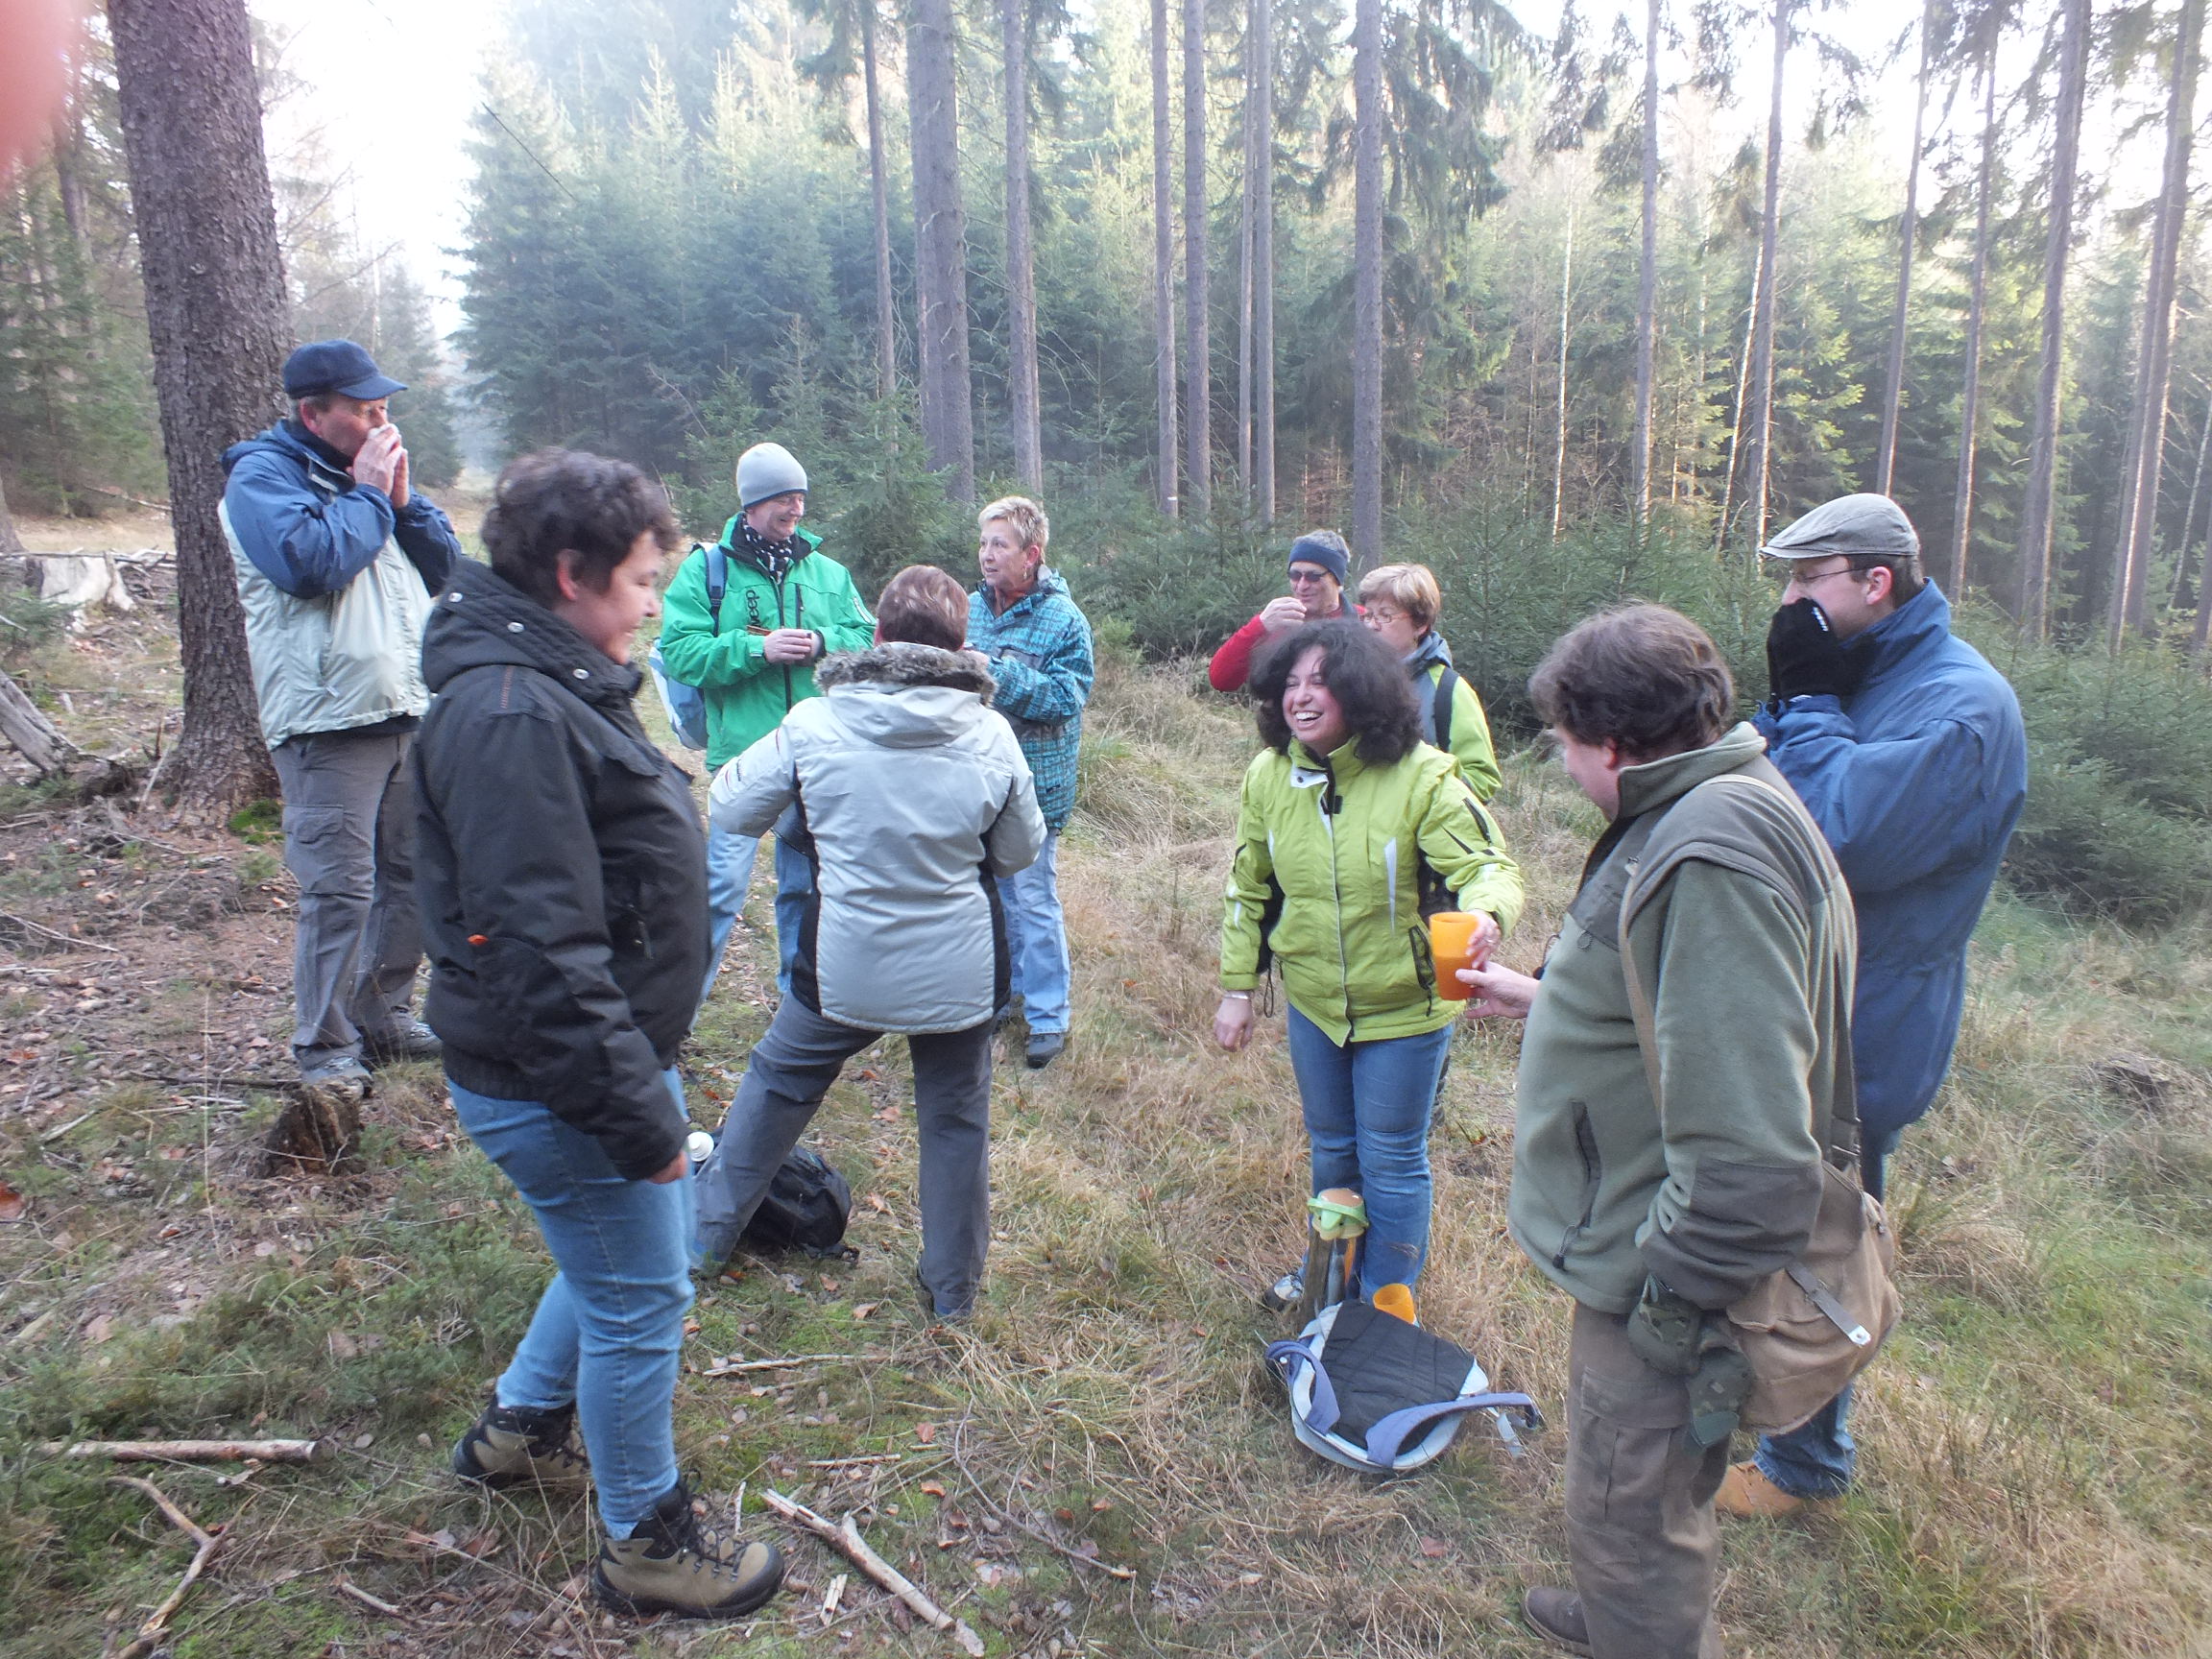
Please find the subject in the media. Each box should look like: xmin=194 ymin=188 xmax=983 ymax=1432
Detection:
xmin=1767 ymin=559 xmax=1864 ymax=589
xmin=1286 ymin=567 xmax=1334 ymax=587
xmin=1364 ymin=607 xmax=1408 ymax=625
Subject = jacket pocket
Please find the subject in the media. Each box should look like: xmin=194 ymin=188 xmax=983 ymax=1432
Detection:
xmin=1550 ymin=1101 xmax=1603 ymax=1269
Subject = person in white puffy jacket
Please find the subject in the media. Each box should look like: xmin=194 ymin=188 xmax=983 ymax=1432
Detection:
xmin=692 ymin=565 xmax=1046 ymax=1317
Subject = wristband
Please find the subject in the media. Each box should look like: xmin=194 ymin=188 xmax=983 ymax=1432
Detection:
xmin=1221 ymin=991 xmax=1253 ymax=1001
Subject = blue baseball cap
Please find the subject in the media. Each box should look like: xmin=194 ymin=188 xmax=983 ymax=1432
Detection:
xmin=282 ymin=340 xmax=405 ymax=401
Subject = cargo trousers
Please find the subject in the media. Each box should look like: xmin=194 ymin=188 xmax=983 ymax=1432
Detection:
xmin=1564 ymin=1301 xmax=1730 ymax=1659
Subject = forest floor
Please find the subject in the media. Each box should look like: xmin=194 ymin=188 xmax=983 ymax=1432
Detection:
xmin=2 ymin=517 xmax=2210 ymax=1658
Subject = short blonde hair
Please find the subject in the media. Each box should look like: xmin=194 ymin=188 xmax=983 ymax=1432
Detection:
xmin=978 ymin=495 xmax=1049 ymax=557
xmin=1358 ymin=564 xmax=1441 ymax=631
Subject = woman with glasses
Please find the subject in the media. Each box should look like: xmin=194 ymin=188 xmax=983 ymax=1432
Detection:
xmin=1357 ymin=563 xmax=1501 ymax=801
xmin=1208 ymin=529 xmax=1359 ymax=692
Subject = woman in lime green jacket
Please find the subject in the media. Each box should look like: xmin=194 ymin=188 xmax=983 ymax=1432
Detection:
xmin=1215 ymin=621 xmax=1524 ymax=1297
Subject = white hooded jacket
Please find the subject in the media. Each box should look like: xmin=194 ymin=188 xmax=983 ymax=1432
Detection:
xmin=709 ymin=642 xmax=1046 ymax=1034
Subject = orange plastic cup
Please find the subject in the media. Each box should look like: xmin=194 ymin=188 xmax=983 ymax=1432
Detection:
xmin=1430 ymin=911 xmax=1483 ymax=1000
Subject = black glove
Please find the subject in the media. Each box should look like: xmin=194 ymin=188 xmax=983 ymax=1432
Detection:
xmin=1766 ymin=598 xmax=1865 ymax=703
xmin=1625 ymin=1276 xmax=1705 ymax=1377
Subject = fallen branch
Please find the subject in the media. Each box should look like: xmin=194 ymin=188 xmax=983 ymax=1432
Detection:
xmin=0 ymin=910 xmax=124 ymax=954
xmin=45 ymin=1437 xmax=320 ymax=1464
xmin=761 ymin=1488 xmax=983 ymax=1657
xmin=805 ymin=1453 xmax=902 ymax=1469
xmin=696 ymin=1354 xmax=857 ymax=1377
xmin=335 ymin=1576 xmax=403 ymax=1617
xmin=108 ymin=1477 xmax=225 ymax=1659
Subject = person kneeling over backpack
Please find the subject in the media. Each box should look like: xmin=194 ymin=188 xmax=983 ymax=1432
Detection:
xmin=693 ymin=565 xmax=1046 ymax=1319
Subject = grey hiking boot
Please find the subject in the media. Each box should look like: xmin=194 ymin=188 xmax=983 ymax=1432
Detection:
xmin=450 ymin=1402 xmax=591 ymax=1492
xmin=363 ymin=1019 xmax=443 ymax=1069
xmin=299 ymin=1051 xmax=370 ymax=1104
xmin=594 ymin=1480 xmax=785 ymax=1620
xmin=1522 ymin=1587 xmax=1593 ymax=1655
xmin=1024 ymin=1030 xmax=1067 ymax=1070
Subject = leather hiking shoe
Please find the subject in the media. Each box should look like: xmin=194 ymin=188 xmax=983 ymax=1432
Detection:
xmin=298 ymin=1052 xmax=370 ymax=1104
xmin=450 ymin=1402 xmax=590 ymax=1492
xmin=1024 ymin=1030 xmax=1067 ymax=1070
xmin=594 ymin=1480 xmax=785 ymax=1620
xmin=363 ymin=1019 xmax=443 ymax=1069
xmin=1522 ymin=1587 xmax=1593 ymax=1655
xmin=1717 ymin=1460 xmax=1819 ymax=1518
xmin=1259 ymin=1263 xmax=1304 ymax=1312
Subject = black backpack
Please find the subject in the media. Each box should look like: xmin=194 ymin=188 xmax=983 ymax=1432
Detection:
xmin=739 ymin=1145 xmax=856 ymax=1259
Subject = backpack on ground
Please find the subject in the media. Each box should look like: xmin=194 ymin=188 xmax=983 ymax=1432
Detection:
xmin=1265 ymin=1298 xmax=1543 ymax=1475
xmin=738 ymin=1143 xmax=855 ymax=1260
xmin=647 ymin=541 xmax=728 ymax=752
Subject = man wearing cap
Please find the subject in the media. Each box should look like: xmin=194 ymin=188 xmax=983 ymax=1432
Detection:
xmin=1720 ymin=493 xmax=2027 ymax=1517
xmin=1208 ymin=530 xmax=1358 ymax=693
xmin=220 ymin=340 xmax=462 ymax=1100
xmin=656 ymin=443 xmax=875 ymax=1001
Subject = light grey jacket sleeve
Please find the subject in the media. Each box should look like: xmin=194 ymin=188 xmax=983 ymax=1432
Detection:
xmin=984 ymin=718 xmax=1048 ymax=878
xmin=709 ymin=724 xmax=801 ymax=837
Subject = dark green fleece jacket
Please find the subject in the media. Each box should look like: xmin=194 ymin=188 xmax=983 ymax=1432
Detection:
xmin=1509 ymin=723 xmax=1858 ymax=1314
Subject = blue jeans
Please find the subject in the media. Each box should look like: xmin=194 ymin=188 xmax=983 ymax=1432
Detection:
xmin=1284 ymin=1006 xmax=1455 ymax=1297
xmin=450 ymin=1076 xmax=694 ymax=1538
xmin=1753 ymin=1126 xmax=1902 ymax=1498
xmin=995 ymin=829 xmax=1070 ymax=1035
xmin=704 ymin=823 xmax=810 ymax=1002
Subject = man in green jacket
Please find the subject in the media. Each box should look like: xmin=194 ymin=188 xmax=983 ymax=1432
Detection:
xmin=656 ymin=444 xmax=875 ymax=998
xmin=1463 ymin=605 xmax=1856 ymax=1659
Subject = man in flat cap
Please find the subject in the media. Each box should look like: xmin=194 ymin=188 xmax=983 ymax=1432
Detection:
xmin=221 ymin=340 xmax=462 ymax=1103
xmin=1722 ymin=493 xmax=2027 ymax=1516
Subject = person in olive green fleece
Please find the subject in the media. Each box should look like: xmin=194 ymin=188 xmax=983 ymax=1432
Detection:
xmin=655 ymin=444 xmax=875 ymax=1000
xmin=1214 ymin=621 xmax=1523 ymax=1299
xmin=1462 ymin=605 xmax=1856 ymax=1659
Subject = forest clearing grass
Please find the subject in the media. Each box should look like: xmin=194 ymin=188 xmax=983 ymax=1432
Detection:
xmin=0 ymin=632 xmax=2209 ymax=1656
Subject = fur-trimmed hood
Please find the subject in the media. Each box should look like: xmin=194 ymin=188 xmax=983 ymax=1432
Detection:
xmin=816 ymin=641 xmax=997 ymax=697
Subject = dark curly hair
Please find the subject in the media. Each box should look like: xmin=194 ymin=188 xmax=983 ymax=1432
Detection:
xmin=480 ymin=448 xmax=683 ymax=606
xmin=1527 ymin=604 xmax=1734 ymax=758
xmin=1250 ymin=619 xmax=1419 ymax=765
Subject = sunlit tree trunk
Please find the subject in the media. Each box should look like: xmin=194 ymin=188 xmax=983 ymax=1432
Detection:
xmin=1948 ymin=56 xmax=1998 ymax=592
xmin=1237 ymin=10 xmax=1257 ymax=504
xmin=862 ymin=0 xmax=897 ymax=401
xmin=1352 ymin=0 xmax=1383 ymax=565
xmin=1003 ymin=0 xmax=1043 ymax=490
xmin=0 ymin=474 xmax=24 ymax=557
xmin=1152 ymin=0 xmax=1180 ymax=517
xmin=1551 ymin=204 xmax=1575 ymax=539
xmin=1715 ymin=238 xmax=1763 ymax=553
xmin=1253 ymin=0 xmax=1275 ymax=525
xmin=1875 ymin=0 xmax=1934 ymax=496
xmin=1632 ymin=0 xmax=1660 ymax=526
xmin=907 ymin=0 xmax=976 ymax=501
xmin=1742 ymin=0 xmax=1791 ymax=551
xmin=2018 ymin=0 xmax=2092 ymax=638
xmin=1183 ymin=0 xmax=1213 ymax=517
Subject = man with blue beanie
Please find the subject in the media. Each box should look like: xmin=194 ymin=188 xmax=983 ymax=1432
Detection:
xmin=1721 ymin=492 xmax=2027 ymax=1516
xmin=1208 ymin=529 xmax=1358 ymax=692
xmin=657 ymin=443 xmax=876 ymax=1002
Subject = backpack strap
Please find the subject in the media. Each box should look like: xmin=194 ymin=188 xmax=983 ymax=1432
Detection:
xmin=1265 ymin=1336 xmax=1541 ymax=1464
xmin=703 ymin=541 xmax=729 ymax=631
xmin=1264 ymin=1337 xmax=1345 ymax=1435
xmin=1431 ymin=663 xmax=1457 ymax=752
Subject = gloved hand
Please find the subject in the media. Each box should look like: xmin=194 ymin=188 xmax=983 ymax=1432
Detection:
xmin=1626 ymin=1275 xmax=1705 ymax=1378
xmin=1766 ymin=598 xmax=1865 ymax=703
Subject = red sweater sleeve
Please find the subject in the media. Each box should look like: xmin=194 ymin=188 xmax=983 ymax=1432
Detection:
xmin=1209 ymin=613 xmax=1270 ymax=692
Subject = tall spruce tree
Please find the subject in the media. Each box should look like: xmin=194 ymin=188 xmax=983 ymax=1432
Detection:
xmin=907 ymin=0 xmax=975 ymax=500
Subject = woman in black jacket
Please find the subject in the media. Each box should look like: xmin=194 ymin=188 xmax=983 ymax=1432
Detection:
xmin=413 ymin=449 xmax=782 ymax=1622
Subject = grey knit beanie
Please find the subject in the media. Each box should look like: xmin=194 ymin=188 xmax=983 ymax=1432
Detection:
xmin=735 ymin=443 xmax=809 ymax=509
xmin=1761 ymin=493 xmax=1920 ymax=562
xmin=1288 ymin=529 xmax=1351 ymax=587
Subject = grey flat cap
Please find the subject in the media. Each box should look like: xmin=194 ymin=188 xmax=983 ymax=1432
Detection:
xmin=1761 ymin=493 xmax=1920 ymax=561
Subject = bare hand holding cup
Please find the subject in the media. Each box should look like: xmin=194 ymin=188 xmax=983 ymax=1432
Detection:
xmin=1459 ymin=961 xmax=1539 ymax=1022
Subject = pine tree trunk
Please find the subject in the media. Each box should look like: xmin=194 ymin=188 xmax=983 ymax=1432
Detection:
xmin=2110 ymin=0 xmax=2200 ymax=645
xmin=1552 ymin=204 xmax=1575 ymax=540
xmin=2170 ymin=390 xmax=2212 ymax=612
xmin=1632 ymin=0 xmax=1660 ymax=526
xmin=1352 ymin=0 xmax=1384 ymax=566
xmin=1152 ymin=0 xmax=1180 ymax=518
xmin=1948 ymin=57 xmax=1998 ymax=592
xmin=1715 ymin=238 xmax=1763 ymax=553
xmin=1875 ymin=0 xmax=1934 ymax=496
xmin=0 ymin=472 xmax=25 ymax=556
xmin=1183 ymin=0 xmax=1213 ymax=517
xmin=1743 ymin=0 xmax=1790 ymax=552
xmin=108 ymin=0 xmax=285 ymax=813
xmin=1003 ymin=0 xmax=1044 ymax=491
xmin=906 ymin=0 xmax=975 ymax=503
xmin=2018 ymin=0 xmax=2092 ymax=638
xmin=862 ymin=0 xmax=897 ymax=403
xmin=1237 ymin=8 xmax=1258 ymax=506
xmin=1252 ymin=0 xmax=1275 ymax=525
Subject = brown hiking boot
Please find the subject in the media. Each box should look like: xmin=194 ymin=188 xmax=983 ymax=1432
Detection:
xmin=1716 ymin=1459 xmax=1817 ymax=1518
xmin=1522 ymin=1587 xmax=1593 ymax=1655
xmin=450 ymin=1402 xmax=590 ymax=1492
xmin=594 ymin=1480 xmax=785 ymax=1620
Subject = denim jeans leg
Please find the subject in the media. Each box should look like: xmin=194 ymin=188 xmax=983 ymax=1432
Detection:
xmin=449 ymin=1081 xmax=693 ymax=1538
xmin=694 ymin=1000 xmax=876 ymax=1269
xmin=701 ymin=823 xmax=762 ymax=1004
xmin=908 ymin=1022 xmax=995 ymax=1316
xmin=1345 ymin=1022 xmax=1453 ymax=1294
xmin=994 ymin=830 xmax=1070 ymax=1034
xmin=772 ymin=836 xmax=812 ymax=998
xmin=1285 ymin=1005 xmax=1361 ymax=1198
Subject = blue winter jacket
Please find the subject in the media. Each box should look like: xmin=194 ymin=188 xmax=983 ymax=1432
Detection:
xmin=968 ymin=568 xmax=1094 ymax=830
xmin=221 ymin=421 xmax=458 ymax=600
xmin=1753 ymin=582 xmax=2027 ymax=1141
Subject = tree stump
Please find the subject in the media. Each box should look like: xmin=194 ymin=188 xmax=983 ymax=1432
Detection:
xmin=261 ymin=1084 xmax=365 ymax=1176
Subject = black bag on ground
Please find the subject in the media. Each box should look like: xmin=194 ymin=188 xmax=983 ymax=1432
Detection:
xmin=739 ymin=1144 xmax=855 ymax=1258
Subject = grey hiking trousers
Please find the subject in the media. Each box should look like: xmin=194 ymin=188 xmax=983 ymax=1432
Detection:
xmin=1564 ymin=1301 xmax=1730 ymax=1659
xmin=695 ymin=998 xmax=994 ymax=1317
xmin=271 ymin=729 xmax=422 ymax=1069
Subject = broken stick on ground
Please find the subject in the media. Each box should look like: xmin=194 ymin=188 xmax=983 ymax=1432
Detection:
xmin=108 ymin=1477 xmax=227 ymax=1659
xmin=761 ymin=1487 xmax=985 ymax=1657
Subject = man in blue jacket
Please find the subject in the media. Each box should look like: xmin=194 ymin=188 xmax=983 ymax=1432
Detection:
xmin=968 ymin=496 xmax=1094 ymax=1070
xmin=220 ymin=341 xmax=461 ymax=1102
xmin=1724 ymin=493 xmax=2027 ymax=1516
